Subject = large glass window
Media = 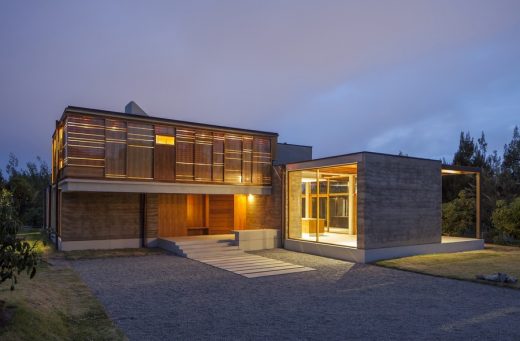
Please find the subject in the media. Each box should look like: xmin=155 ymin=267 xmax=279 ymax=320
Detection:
xmin=288 ymin=164 xmax=357 ymax=247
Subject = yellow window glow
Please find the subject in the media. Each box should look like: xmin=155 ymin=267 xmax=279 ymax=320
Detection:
xmin=156 ymin=135 xmax=175 ymax=145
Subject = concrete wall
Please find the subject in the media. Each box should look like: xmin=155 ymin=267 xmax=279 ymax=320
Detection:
xmin=359 ymin=153 xmax=441 ymax=249
xmin=61 ymin=192 xmax=142 ymax=241
xmin=245 ymin=166 xmax=283 ymax=230
xmin=274 ymin=143 xmax=312 ymax=165
xmin=287 ymin=170 xmax=302 ymax=238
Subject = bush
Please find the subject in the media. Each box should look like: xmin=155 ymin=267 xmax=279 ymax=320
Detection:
xmin=442 ymin=190 xmax=475 ymax=236
xmin=0 ymin=189 xmax=40 ymax=290
xmin=492 ymin=198 xmax=520 ymax=241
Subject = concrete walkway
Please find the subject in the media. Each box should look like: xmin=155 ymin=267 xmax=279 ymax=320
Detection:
xmin=71 ymin=249 xmax=520 ymax=341
xmin=159 ymin=236 xmax=315 ymax=278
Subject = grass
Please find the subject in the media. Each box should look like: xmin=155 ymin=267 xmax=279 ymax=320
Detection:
xmin=0 ymin=229 xmax=127 ymax=340
xmin=376 ymin=244 xmax=520 ymax=289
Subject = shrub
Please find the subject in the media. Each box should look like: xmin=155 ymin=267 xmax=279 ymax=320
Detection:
xmin=492 ymin=198 xmax=520 ymax=240
xmin=442 ymin=190 xmax=475 ymax=236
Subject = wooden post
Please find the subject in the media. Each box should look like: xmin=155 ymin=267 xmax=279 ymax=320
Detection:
xmin=348 ymin=175 xmax=355 ymax=235
xmin=476 ymin=172 xmax=481 ymax=239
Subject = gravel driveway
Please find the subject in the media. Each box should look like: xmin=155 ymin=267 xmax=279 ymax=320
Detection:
xmin=71 ymin=249 xmax=520 ymax=340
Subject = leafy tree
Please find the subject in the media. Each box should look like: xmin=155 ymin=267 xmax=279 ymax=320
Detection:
xmin=442 ymin=189 xmax=475 ymax=236
xmin=3 ymin=154 xmax=50 ymax=227
xmin=0 ymin=189 xmax=39 ymax=290
xmin=492 ymin=198 xmax=520 ymax=241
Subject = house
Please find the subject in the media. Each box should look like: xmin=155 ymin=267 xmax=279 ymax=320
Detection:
xmin=46 ymin=104 xmax=484 ymax=262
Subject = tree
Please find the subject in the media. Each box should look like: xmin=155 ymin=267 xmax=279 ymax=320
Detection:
xmin=442 ymin=189 xmax=475 ymax=236
xmin=498 ymin=126 xmax=520 ymax=200
xmin=452 ymin=132 xmax=475 ymax=166
xmin=492 ymin=198 xmax=520 ymax=241
xmin=0 ymin=189 xmax=39 ymax=290
xmin=3 ymin=154 xmax=50 ymax=227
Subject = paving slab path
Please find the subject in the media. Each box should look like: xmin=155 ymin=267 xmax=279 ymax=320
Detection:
xmin=71 ymin=249 xmax=520 ymax=341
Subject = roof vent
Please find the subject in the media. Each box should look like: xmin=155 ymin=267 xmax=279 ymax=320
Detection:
xmin=125 ymin=101 xmax=148 ymax=116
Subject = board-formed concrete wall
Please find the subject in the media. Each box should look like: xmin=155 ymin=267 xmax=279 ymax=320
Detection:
xmin=358 ymin=153 xmax=441 ymax=249
xmin=246 ymin=166 xmax=283 ymax=230
xmin=61 ymin=192 xmax=142 ymax=241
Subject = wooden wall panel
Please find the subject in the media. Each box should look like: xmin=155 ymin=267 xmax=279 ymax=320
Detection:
xmin=242 ymin=137 xmax=252 ymax=183
xmin=212 ymin=133 xmax=224 ymax=182
xmin=194 ymin=131 xmax=212 ymax=182
xmin=176 ymin=129 xmax=195 ymax=181
xmin=224 ymin=135 xmax=242 ymax=183
xmin=252 ymin=137 xmax=271 ymax=185
xmin=105 ymin=119 xmax=127 ymax=178
xmin=186 ymin=194 xmax=205 ymax=227
xmin=154 ymin=145 xmax=175 ymax=181
xmin=234 ymin=194 xmax=247 ymax=230
xmin=127 ymin=122 xmax=154 ymax=179
xmin=158 ymin=194 xmax=187 ymax=237
xmin=65 ymin=115 xmax=105 ymax=178
xmin=208 ymin=195 xmax=234 ymax=233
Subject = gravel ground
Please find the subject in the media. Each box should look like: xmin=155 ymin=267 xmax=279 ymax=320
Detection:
xmin=71 ymin=249 xmax=520 ymax=341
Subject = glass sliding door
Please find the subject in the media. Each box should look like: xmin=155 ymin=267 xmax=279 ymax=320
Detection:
xmin=287 ymin=163 xmax=358 ymax=247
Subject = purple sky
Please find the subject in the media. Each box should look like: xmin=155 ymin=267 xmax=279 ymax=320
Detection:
xmin=1 ymin=1 xmax=519 ymax=168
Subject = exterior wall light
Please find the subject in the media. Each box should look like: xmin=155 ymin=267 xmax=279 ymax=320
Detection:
xmin=248 ymin=194 xmax=255 ymax=203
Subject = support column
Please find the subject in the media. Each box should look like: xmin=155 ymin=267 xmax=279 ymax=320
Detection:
xmin=348 ymin=175 xmax=355 ymax=235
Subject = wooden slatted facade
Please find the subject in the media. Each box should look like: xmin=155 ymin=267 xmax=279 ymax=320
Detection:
xmin=51 ymin=107 xmax=281 ymax=249
xmin=52 ymin=109 xmax=276 ymax=186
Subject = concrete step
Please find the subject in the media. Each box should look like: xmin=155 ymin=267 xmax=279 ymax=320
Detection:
xmin=179 ymin=243 xmax=237 ymax=251
xmin=183 ymin=249 xmax=245 ymax=258
xmin=173 ymin=239 xmax=234 ymax=246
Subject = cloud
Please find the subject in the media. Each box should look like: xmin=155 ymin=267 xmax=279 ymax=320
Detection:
xmin=0 ymin=0 xmax=519 ymax=166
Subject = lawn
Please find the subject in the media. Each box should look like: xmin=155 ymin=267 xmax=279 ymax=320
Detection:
xmin=377 ymin=244 xmax=520 ymax=289
xmin=0 ymin=229 xmax=126 ymax=340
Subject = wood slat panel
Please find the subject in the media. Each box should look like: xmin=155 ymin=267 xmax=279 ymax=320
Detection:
xmin=194 ymin=131 xmax=212 ymax=182
xmin=154 ymin=144 xmax=175 ymax=181
xmin=176 ymin=129 xmax=195 ymax=181
xmin=252 ymin=137 xmax=271 ymax=185
xmin=242 ymin=137 xmax=253 ymax=183
xmin=128 ymin=146 xmax=153 ymax=179
xmin=209 ymin=195 xmax=234 ymax=233
xmin=234 ymin=194 xmax=247 ymax=230
xmin=106 ymin=142 xmax=126 ymax=177
xmin=158 ymin=194 xmax=187 ymax=237
xmin=212 ymin=133 xmax=224 ymax=182
xmin=186 ymin=194 xmax=205 ymax=227
xmin=224 ymin=135 xmax=242 ymax=183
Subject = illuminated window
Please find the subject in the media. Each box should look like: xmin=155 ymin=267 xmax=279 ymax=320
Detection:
xmin=156 ymin=135 xmax=175 ymax=145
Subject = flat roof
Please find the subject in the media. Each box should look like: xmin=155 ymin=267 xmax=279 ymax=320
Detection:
xmin=441 ymin=164 xmax=481 ymax=174
xmin=61 ymin=106 xmax=278 ymax=137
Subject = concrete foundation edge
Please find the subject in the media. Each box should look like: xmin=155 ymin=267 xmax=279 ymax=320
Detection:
xmin=284 ymin=238 xmax=485 ymax=263
xmin=58 ymin=237 xmax=159 ymax=251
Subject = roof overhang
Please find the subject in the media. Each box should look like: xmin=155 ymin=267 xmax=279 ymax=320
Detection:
xmin=441 ymin=164 xmax=481 ymax=175
xmin=58 ymin=178 xmax=271 ymax=195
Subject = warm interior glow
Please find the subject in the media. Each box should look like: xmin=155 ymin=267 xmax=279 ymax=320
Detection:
xmin=156 ymin=135 xmax=175 ymax=145
xmin=248 ymin=194 xmax=255 ymax=203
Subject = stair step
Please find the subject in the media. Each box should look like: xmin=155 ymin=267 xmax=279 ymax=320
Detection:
xmin=180 ymin=243 xmax=237 ymax=251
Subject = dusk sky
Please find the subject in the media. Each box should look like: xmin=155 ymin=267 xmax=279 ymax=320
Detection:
xmin=1 ymin=1 xmax=519 ymax=168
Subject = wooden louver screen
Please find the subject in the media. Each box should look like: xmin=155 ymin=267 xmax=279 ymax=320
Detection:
xmin=105 ymin=119 xmax=127 ymax=178
xmin=194 ymin=131 xmax=213 ymax=182
xmin=57 ymin=114 xmax=273 ymax=186
xmin=175 ymin=129 xmax=195 ymax=181
xmin=65 ymin=116 xmax=105 ymax=177
xmin=127 ymin=122 xmax=154 ymax=179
